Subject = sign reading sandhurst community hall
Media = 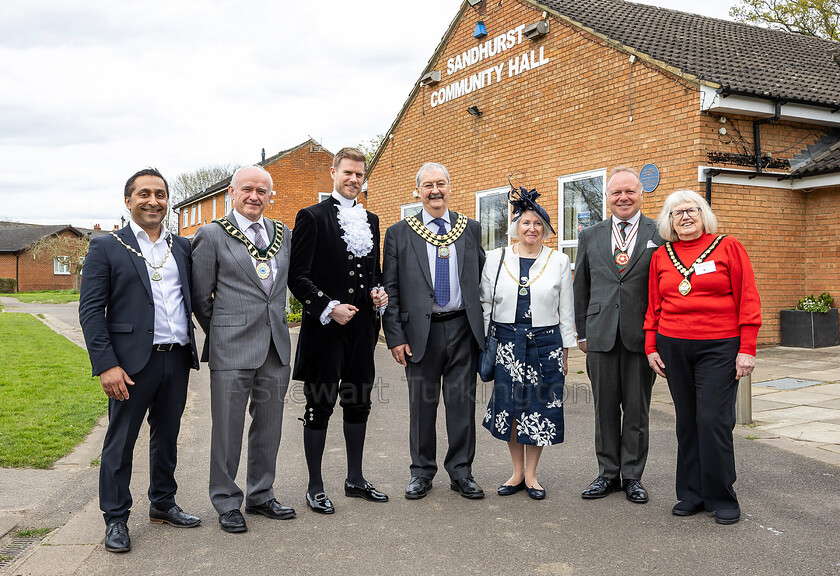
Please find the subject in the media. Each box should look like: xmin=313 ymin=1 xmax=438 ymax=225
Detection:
xmin=430 ymin=24 xmax=549 ymax=108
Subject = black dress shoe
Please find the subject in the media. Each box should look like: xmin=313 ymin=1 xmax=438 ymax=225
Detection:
xmin=306 ymin=491 xmax=335 ymax=514
xmin=149 ymin=504 xmax=201 ymax=528
xmin=245 ymin=498 xmax=296 ymax=520
xmin=450 ymin=476 xmax=485 ymax=499
xmin=526 ymin=485 xmax=546 ymax=500
xmin=581 ymin=476 xmax=621 ymax=499
xmin=104 ymin=521 xmax=130 ymax=553
xmin=345 ymin=481 xmax=389 ymax=502
xmin=622 ymin=479 xmax=649 ymax=504
xmin=672 ymin=500 xmax=704 ymax=516
xmin=497 ymin=480 xmax=526 ymax=496
xmin=715 ymin=507 xmax=741 ymax=525
xmin=405 ymin=476 xmax=433 ymax=500
xmin=218 ymin=509 xmax=247 ymax=533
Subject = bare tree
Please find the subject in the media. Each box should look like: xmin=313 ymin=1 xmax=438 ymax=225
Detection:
xmin=730 ymin=0 xmax=840 ymax=41
xmin=29 ymin=233 xmax=90 ymax=290
xmin=358 ymin=134 xmax=385 ymax=165
xmin=166 ymin=163 xmax=239 ymax=232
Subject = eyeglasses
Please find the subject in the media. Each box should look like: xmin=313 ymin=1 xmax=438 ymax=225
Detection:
xmin=420 ymin=181 xmax=449 ymax=192
xmin=670 ymin=207 xmax=700 ymax=219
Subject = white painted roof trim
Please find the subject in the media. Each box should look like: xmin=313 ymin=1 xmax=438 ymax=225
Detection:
xmin=697 ymin=165 xmax=840 ymax=190
xmin=700 ymin=86 xmax=840 ymax=128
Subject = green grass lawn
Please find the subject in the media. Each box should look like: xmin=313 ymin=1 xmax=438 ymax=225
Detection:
xmin=7 ymin=290 xmax=80 ymax=304
xmin=0 ymin=313 xmax=104 ymax=468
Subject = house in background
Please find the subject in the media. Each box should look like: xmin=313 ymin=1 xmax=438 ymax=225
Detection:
xmin=174 ymin=138 xmax=341 ymax=237
xmin=0 ymin=222 xmax=108 ymax=292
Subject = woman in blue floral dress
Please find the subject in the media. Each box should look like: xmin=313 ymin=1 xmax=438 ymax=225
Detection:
xmin=479 ymin=188 xmax=575 ymax=499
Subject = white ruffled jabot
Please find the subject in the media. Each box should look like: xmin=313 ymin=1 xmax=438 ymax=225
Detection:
xmin=336 ymin=204 xmax=373 ymax=258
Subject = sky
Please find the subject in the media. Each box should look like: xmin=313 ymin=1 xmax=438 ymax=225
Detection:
xmin=0 ymin=0 xmax=738 ymax=228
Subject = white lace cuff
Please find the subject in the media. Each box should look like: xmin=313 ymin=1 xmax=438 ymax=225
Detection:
xmin=320 ymin=300 xmax=340 ymax=325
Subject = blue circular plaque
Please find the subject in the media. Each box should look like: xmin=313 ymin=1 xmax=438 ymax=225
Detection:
xmin=639 ymin=164 xmax=660 ymax=193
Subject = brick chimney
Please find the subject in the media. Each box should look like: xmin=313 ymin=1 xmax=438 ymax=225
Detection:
xmin=93 ymin=224 xmax=101 ymax=230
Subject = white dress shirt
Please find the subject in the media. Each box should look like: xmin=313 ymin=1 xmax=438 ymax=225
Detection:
xmin=232 ymin=209 xmax=278 ymax=281
xmin=128 ymin=220 xmax=189 ymax=346
xmin=422 ymin=209 xmax=463 ymax=313
xmin=610 ymin=210 xmax=642 ymax=258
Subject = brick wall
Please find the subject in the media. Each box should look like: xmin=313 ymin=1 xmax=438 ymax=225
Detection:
xmin=7 ymin=230 xmax=81 ymax=292
xmin=365 ymin=0 xmax=836 ymax=346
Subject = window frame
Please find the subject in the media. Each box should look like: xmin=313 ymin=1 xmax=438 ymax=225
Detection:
xmin=557 ymin=169 xmax=607 ymax=266
xmin=474 ymin=186 xmax=511 ymax=250
xmin=400 ymin=201 xmax=422 ymax=220
xmin=53 ymin=257 xmax=70 ymax=275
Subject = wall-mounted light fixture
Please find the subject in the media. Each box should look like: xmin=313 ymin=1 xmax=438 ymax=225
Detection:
xmin=474 ymin=20 xmax=487 ymax=39
xmin=523 ymin=20 xmax=549 ymax=40
xmin=420 ymin=70 xmax=442 ymax=86
xmin=467 ymin=105 xmax=482 ymax=116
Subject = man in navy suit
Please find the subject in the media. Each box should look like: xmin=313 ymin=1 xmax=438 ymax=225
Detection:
xmin=80 ymin=168 xmax=201 ymax=553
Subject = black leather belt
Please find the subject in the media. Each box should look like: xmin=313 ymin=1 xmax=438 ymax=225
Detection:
xmin=153 ymin=343 xmax=186 ymax=352
xmin=431 ymin=309 xmax=466 ymax=322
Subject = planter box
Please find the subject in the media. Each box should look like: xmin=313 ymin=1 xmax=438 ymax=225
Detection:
xmin=780 ymin=308 xmax=840 ymax=348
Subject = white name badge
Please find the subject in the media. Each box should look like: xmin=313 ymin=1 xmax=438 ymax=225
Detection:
xmin=695 ymin=261 xmax=716 ymax=275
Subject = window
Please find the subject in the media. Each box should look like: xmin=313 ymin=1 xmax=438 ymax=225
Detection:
xmin=212 ymin=196 xmax=217 ymax=219
xmin=400 ymin=202 xmax=422 ymax=220
xmin=475 ymin=187 xmax=510 ymax=251
xmin=190 ymin=205 xmax=196 ymax=225
xmin=182 ymin=210 xmax=188 ymax=228
xmin=224 ymin=192 xmax=231 ymax=213
xmin=197 ymin=202 xmax=202 ymax=224
xmin=54 ymin=257 xmax=70 ymax=275
xmin=319 ymin=193 xmax=331 ymax=203
xmin=558 ymin=169 xmax=606 ymax=265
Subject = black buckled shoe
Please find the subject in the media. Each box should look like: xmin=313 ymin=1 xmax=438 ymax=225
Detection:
xmin=581 ymin=476 xmax=621 ymax=499
xmin=245 ymin=498 xmax=296 ymax=520
xmin=450 ymin=476 xmax=485 ymax=499
xmin=345 ymin=481 xmax=389 ymax=502
xmin=218 ymin=509 xmax=247 ymax=533
xmin=622 ymin=479 xmax=649 ymax=504
xmin=306 ymin=491 xmax=335 ymax=514
xmin=149 ymin=504 xmax=201 ymax=528
xmin=672 ymin=500 xmax=704 ymax=516
xmin=405 ymin=476 xmax=433 ymax=499
xmin=105 ymin=521 xmax=131 ymax=553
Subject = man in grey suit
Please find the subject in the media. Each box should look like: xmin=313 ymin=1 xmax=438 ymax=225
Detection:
xmin=573 ymin=166 xmax=663 ymax=504
xmin=192 ymin=165 xmax=295 ymax=533
xmin=382 ymin=162 xmax=486 ymax=500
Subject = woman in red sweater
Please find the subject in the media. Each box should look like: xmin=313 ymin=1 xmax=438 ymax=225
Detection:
xmin=644 ymin=189 xmax=761 ymax=526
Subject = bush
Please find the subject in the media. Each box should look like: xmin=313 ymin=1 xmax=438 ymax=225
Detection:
xmin=286 ymin=312 xmax=302 ymax=324
xmin=289 ymin=294 xmax=303 ymax=315
xmin=795 ymin=292 xmax=834 ymax=314
xmin=0 ymin=278 xmax=17 ymax=293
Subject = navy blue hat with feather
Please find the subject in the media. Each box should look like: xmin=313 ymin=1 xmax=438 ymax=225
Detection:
xmin=509 ymin=186 xmax=556 ymax=235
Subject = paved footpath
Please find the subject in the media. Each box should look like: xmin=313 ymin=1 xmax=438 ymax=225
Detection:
xmin=1 ymin=298 xmax=839 ymax=575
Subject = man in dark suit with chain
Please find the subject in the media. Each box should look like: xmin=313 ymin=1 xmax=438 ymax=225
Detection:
xmin=573 ymin=166 xmax=663 ymax=504
xmin=382 ymin=162 xmax=486 ymax=500
xmin=80 ymin=168 xmax=201 ymax=553
xmin=289 ymin=146 xmax=389 ymax=515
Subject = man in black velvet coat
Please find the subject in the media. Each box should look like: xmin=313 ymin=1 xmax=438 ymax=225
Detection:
xmin=289 ymin=147 xmax=389 ymax=514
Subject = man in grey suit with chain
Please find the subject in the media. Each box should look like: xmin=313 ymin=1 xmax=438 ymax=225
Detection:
xmin=573 ymin=166 xmax=663 ymax=504
xmin=192 ymin=165 xmax=295 ymax=533
xmin=382 ymin=162 xmax=486 ymax=500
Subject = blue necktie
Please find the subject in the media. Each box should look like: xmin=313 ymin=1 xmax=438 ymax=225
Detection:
xmin=431 ymin=218 xmax=450 ymax=307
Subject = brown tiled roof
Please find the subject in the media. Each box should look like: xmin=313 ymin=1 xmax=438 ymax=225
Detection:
xmin=536 ymin=0 xmax=840 ymax=108
xmin=0 ymin=222 xmax=84 ymax=253
xmin=790 ymin=133 xmax=840 ymax=177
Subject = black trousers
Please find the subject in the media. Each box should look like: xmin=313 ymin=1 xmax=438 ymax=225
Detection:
xmin=657 ymin=334 xmax=741 ymax=511
xmin=302 ymin=313 xmax=376 ymax=430
xmin=99 ymin=346 xmax=190 ymax=525
xmin=405 ymin=314 xmax=479 ymax=481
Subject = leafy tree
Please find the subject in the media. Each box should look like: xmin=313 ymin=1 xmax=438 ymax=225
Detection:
xmin=358 ymin=134 xmax=385 ymax=165
xmin=29 ymin=233 xmax=90 ymax=290
xmin=167 ymin=163 xmax=239 ymax=232
xmin=730 ymin=0 xmax=840 ymax=41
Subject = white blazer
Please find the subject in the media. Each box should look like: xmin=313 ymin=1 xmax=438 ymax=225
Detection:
xmin=479 ymin=246 xmax=576 ymax=347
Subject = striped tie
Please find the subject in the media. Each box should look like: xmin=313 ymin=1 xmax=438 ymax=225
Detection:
xmin=431 ymin=218 xmax=450 ymax=307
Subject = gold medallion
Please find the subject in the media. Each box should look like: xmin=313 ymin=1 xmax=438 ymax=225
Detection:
xmin=438 ymin=245 xmax=450 ymax=259
xmin=678 ymin=278 xmax=692 ymax=296
xmin=615 ymin=251 xmax=630 ymax=266
xmin=256 ymin=262 xmax=271 ymax=279
xmin=151 ymin=270 xmax=162 ymax=282
xmin=519 ymin=287 xmax=528 ymax=296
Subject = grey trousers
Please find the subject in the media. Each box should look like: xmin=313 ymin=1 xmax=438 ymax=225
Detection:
xmin=209 ymin=345 xmax=289 ymax=514
xmin=586 ymin=332 xmax=655 ymax=481
xmin=405 ymin=314 xmax=479 ymax=481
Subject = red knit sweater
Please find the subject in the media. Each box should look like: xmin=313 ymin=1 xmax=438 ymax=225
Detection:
xmin=644 ymin=233 xmax=762 ymax=355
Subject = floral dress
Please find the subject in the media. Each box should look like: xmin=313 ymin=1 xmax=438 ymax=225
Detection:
xmin=482 ymin=257 xmax=566 ymax=446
